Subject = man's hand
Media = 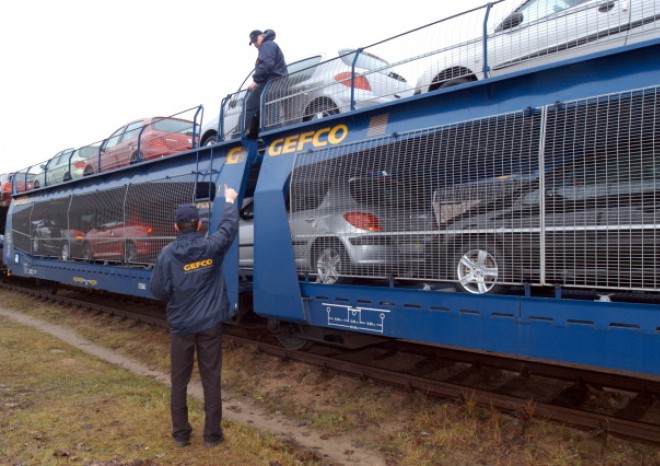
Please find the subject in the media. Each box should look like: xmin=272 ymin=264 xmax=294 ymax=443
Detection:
xmin=224 ymin=184 xmax=238 ymax=204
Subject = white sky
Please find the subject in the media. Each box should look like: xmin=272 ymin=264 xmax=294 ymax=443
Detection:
xmin=0 ymin=0 xmax=489 ymax=176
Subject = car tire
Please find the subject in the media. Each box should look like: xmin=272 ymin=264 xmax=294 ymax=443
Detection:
xmin=452 ymin=242 xmax=508 ymax=295
xmin=428 ymin=76 xmax=474 ymax=93
xmin=82 ymin=242 xmax=93 ymax=261
xmin=33 ymin=180 xmax=40 ymax=189
xmin=129 ymin=152 xmax=140 ymax=164
xmin=304 ymin=100 xmax=339 ymax=121
xmin=313 ymin=240 xmax=350 ymax=285
xmin=202 ymin=134 xmax=217 ymax=146
xmin=63 ymin=172 xmax=72 ymax=182
xmin=83 ymin=166 xmax=94 ymax=177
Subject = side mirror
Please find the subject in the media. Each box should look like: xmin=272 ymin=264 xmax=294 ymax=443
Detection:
xmin=495 ymin=11 xmax=524 ymax=32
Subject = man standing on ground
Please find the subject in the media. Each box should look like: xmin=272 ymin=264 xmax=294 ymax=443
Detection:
xmin=150 ymin=185 xmax=239 ymax=448
xmin=245 ymin=28 xmax=287 ymax=138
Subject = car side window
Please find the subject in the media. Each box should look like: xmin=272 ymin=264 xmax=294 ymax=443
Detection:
xmin=519 ymin=0 xmax=589 ymax=24
xmin=105 ymin=127 xmax=125 ymax=150
xmin=121 ymin=122 xmax=143 ymax=143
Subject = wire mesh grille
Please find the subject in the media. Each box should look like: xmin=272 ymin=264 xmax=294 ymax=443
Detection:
xmin=288 ymin=85 xmax=660 ymax=293
xmin=543 ymin=87 xmax=660 ymax=290
xmin=12 ymin=174 xmax=200 ymax=266
xmin=288 ymin=110 xmax=542 ymax=285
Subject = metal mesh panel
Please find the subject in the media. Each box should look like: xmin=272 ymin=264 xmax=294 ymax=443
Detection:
xmin=543 ymin=87 xmax=660 ymax=291
xmin=289 ymin=110 xmax=542 ymax=285
xmin=13 ymin=174 xmax=199 ymax=266
xmin=288 ymin=86 xmax=660 ymax=293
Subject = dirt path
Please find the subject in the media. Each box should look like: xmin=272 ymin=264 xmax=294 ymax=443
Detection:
xmin=0 ymin=306 xmax=385 ymax=466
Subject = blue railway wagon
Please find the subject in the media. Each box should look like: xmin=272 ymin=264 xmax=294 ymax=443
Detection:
xmin=4 ymin=38 xmax=660 ymax=377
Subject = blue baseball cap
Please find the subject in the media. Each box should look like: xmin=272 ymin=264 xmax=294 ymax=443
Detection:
xmin=175 ymin=204 xmax=199 ymax=224
xmin=249 ymin=29 xmax=263 ymax=45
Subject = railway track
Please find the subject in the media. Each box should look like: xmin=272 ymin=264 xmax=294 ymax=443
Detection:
xmin=2 ymin=279 xmax=659 ymax=445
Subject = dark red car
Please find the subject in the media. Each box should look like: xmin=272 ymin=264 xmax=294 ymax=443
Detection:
xmin=81 ymin=216 xmax=173 ymax=264
xmin=83 ymin=117 xmax=195 ymax=175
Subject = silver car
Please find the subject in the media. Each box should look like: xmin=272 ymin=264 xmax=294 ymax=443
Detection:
xmin=239 ymin=176 xmax=432 ymax=284
xmin=201 ymin=49 xmax=413 ymax=145
xmin=33 ymin=145 xmax=99 ymax=188
xmin=415 ymin=0 xmax=660 ymax=93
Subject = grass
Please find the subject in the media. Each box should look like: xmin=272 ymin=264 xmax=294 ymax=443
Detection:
xmin=1 ymin=288 xmax=660 ymax=465
xmin=0 ymin=305 xmax=325 ymax=465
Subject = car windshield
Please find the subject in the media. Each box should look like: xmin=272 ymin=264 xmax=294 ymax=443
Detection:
xmin=151 ymin=118 xmax=192 ymax=134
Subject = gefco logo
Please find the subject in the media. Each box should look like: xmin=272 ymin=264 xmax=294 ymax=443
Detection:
xmin=73 ymin=277 xmax=98 ymax=287
xmin=226 ymin=147 xmax=247 ymax=165
xmin=268 ymin=124 xmax=349 ymax=156
xmin=183 ymin=258 xmax=213 ymax=271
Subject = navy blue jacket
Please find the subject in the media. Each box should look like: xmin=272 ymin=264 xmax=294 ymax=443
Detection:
xmin=252 ymin=29 xmax=287 ymax=84
xmin=150 ymin=202 xmax=238 ymax=337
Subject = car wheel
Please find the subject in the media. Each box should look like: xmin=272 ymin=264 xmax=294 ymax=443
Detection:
xmin=63 ymin=172 xmax=72 ymax=182
xmin=304 ymin=100 xmax=339 ymax=121
xmin=125 ymin=241 xmax=137 ymax=263
xmin=33 ymin=180 xmax=40 ymax=189
xmin=313 ymin=241 xmax=349 ymax=285
xmin=82 ymin=242 xmax=92 ymax=261
xmin=202 ymin=134 xmax=217 ymax=146
xmin=453 ymin=244 xmax=507 ymax=295
xmin=61 ymin=242 xmax=70 ymax=261
xmin=83 ymin=166 xmax=94 ymax=176
xmin=129 ymin=152 xmax=140 ymax=164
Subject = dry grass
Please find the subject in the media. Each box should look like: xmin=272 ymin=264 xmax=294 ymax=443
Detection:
xmin=1 ymin=288 xmax=659 ymax=465
xmin=0 ymin=295 xmax=325 ymax=465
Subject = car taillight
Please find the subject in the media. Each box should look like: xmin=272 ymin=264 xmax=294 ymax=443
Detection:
xmin=2 ymin=183 xmax=11 ymax=193
xmin=146 ymin=226 xmax=154 ymax=234
xmin=334 ymin=72 xmax=372 ymax=91
xmin=73 ymin=161 xmax=86 ymax=170
xmin=343 ymin=212 xmax=381 ymax=231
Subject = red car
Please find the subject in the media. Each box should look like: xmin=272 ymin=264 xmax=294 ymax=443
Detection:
xmin=81 ymin=217 xmax=173 ymax=264
xmin=83 ymin=117 xmax=195 ymax=175
xmin=1 ymin=172 xmax=35 ymax=204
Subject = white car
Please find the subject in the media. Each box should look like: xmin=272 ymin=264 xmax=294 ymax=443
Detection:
xmin=201 ymin=49 xmax=413 ymax=145
xmin=33 ymin=145 xmax=99 ymax=188
xmin=415 ymin=0 xmax=660 ymax=93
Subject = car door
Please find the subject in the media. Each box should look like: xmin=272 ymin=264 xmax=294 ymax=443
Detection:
xmin=110 ymin=121 xmax=143 ymax=168
xmin=488 ymin=0 xmax=630 ymax=76
xmin=100 ymin=126 xmax=127 ymax=172
xmin=47 ymin=150 xmax=71 ymax=185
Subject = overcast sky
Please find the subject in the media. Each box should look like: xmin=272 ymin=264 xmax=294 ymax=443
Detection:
xmin=0 ymin=0 xmax=490 ymax=176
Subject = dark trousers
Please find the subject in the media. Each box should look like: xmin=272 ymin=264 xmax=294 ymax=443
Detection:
xmin=170 ymin=324 xmax=223 ymax=443
xmin=244 ymin=82 xmax=266 ymax=138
